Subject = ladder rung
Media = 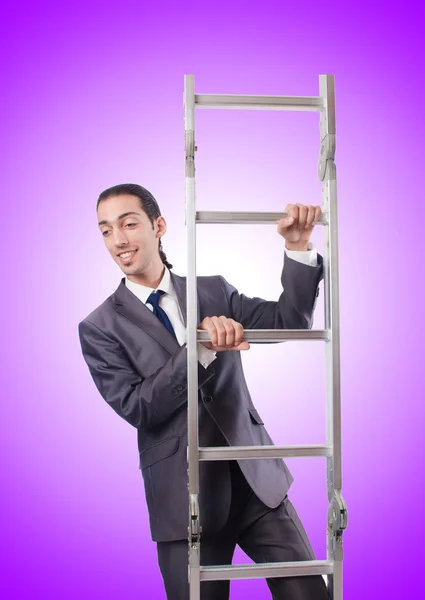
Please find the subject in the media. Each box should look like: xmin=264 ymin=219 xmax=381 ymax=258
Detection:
xmin=199 ymin=445 xmax=332 ymax=461
xmin=196 ymin=211 xmax=328 ymax=225
xmin=197 ymin=330 xmax=328 ymax=343
xmin=194 ymin=94 xmax=323 ymax=111
xmin=200 ymin=560 xmax=332 ymax=581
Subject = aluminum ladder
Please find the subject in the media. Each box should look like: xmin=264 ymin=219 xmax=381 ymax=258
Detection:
xmin=183 ymin=74 xmax=347 ymax=599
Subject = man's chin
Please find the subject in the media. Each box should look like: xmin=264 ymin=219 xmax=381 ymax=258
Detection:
xmin=118 ymin=257 xmax=135 ymax=268
xmin=120 ymin=262 xmax=143 ymax=274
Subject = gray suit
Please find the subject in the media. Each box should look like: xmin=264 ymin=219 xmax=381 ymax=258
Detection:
xmin=78 ymin=253 xmax=323 ymax=546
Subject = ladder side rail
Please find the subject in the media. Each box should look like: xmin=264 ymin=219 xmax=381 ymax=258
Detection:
xmin=184 ymin=73 xmax=201 ymax=600
xmin=319 ymin=74 xmax=345 ymax=600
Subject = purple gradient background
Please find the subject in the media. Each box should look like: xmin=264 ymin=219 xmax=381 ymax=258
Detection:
xmin=1 ymin=1 xmax=424 ymax=598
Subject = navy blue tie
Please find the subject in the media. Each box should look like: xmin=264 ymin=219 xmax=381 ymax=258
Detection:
xmin=146 ymin=290 xmax=177 ymax=340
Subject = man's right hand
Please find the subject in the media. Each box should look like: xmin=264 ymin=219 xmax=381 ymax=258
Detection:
xmin=198 ymin=316 xmax=250 ymax=351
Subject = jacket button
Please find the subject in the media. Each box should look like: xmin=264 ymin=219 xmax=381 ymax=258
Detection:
xmin=204 ymin=396 xmax=213 ymax=404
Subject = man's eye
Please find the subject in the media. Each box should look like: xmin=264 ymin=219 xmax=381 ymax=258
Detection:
xmin=126 ymin=223 xmax=137 ymax=227
xmin=102 ymin=231 xmax=110 ymax=236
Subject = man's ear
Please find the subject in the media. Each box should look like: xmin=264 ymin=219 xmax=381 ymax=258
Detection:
xmin=156 ymin=216 xmax=167 ymax=237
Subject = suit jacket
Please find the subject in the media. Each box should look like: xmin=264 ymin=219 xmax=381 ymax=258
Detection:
xmin=78 ymin=253 xmax=324 ymax=542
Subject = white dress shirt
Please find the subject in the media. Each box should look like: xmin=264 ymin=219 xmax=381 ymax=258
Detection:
xmin=125 ymin=242 xmax=317 ymax=369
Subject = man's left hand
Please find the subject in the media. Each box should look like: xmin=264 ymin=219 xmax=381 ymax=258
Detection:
xmin=277 ymin=203 xmax=322 ymax=250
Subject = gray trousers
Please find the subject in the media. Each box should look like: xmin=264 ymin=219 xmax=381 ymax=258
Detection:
xmin=157 ymin=461 xmax=330 ymax=600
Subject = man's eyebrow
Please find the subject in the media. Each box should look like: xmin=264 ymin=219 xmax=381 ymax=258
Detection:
xmin=98 ymin=212 xmax=141 ymax=226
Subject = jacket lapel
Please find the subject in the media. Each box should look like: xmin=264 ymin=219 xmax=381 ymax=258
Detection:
xmin=112 ymin=272 xmax=200 ymax=354
xmin=169 ymin=270 xmax=201 ymax=329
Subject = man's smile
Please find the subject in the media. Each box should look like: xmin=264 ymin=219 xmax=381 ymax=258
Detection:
xmin=117 ymin=249 xmax=138 ymax=263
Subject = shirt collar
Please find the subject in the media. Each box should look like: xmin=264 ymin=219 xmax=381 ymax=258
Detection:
xmin=124 ymin=266 xmax=175 ymax=305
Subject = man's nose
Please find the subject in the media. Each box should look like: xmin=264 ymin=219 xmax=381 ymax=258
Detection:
xmin=112 ymin=229 xmax=129 ymax=247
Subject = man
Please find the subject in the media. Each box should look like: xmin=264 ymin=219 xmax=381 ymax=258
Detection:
xmin=78 ymin=183 xmax=329 ymax=600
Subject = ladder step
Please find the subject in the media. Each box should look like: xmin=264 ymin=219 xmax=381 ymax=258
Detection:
xmin=194 ymin=94 xmax=323 ymax=111
xmin=196 ymin=211 xmax=328 ymax=225
xmin=200 ymin=560 xmax=332 ymax=581
xmin=197 ymin=330 xmax=328 ymax=343
xmin=199 ymin=445 xmax=332 ymax=461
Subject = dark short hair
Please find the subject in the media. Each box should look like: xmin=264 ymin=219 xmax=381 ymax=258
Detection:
xmin=96 ymin=183 xmax=172 ymax=269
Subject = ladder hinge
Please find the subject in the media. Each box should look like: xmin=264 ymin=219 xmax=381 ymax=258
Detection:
xmin=318 ymin=134 xmax=336 ymax=181
xmin=327 ymin=491 xmax=348 ymax=537
xmin=185 ymin=130 xmax=196 ymax=178
xmin=189 ymin=494 xmax=201 ymax=546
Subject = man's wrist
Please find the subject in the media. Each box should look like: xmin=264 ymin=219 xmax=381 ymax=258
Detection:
xmin=285 ymin=241 xmax=310 ymax=251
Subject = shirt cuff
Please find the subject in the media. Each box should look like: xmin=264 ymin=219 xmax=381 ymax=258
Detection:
xmin=197 ymin=342 xmax=217 ymax=368
xmin=285 ymin=241 xmax=318 ymax=267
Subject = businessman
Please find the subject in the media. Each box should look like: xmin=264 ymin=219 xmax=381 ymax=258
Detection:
xmin=78 ymin=183 xmax=329 ymax=600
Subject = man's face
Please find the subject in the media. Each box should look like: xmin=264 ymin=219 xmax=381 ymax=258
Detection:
xmin=97 ymin=194 xmax=166 ymax=276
